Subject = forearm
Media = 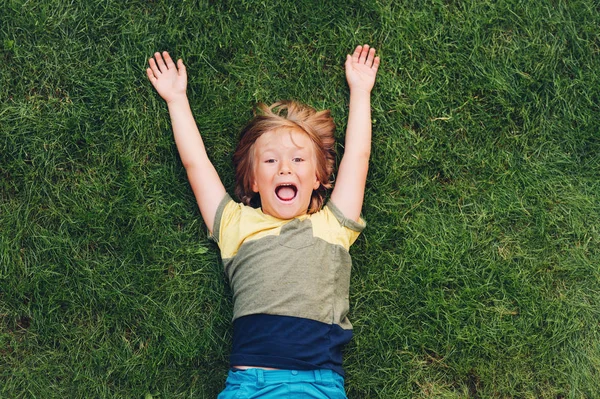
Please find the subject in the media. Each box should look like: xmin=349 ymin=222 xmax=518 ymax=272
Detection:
xmin=166 ymin=96 xmax=212 ymax=169
xmin=344 ymin=90 xmax=373 ymax=161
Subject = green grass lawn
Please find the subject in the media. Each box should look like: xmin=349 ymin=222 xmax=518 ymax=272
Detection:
xmin=2 ymin=0 xmax=600 ymax=397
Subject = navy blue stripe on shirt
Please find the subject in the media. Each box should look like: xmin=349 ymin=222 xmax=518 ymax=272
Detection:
xmin=231 ymin=314 xmax=353 ymax=377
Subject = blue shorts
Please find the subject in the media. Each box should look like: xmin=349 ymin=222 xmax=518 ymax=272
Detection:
xmin=217 ymin=368 xmax=347 ymax=398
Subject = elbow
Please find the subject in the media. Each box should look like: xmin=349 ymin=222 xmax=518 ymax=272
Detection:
xmin=182 ymin=156 xmax=210 ymax=173
xmin=347 ymin=147 xmax=371 ymax=162
xmin=181 ymin=158 xmax=197 ymax=170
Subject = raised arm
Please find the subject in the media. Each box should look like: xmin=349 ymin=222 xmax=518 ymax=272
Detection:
xmin=330 ymin=45 xmax=380 ymax=222
xmin=147 ymin=51 xmax=226 ymax=234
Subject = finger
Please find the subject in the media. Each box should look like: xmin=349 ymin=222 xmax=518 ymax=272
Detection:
xmin=366 ymin=47 xmax=376 ymax=66
xmin=149 ymin=57 xmax=161 ymax=77
xmin=352 ymin=45 xmax=362 ymax=63
xmin=163 ymin=51 xmax=175 ymax=69
xmin=344 ymin=54 xmax=353 ymax=74
xmin=155 ymin=51 xmax=167 ymax=72
xmin=359 ymin=44 xmax=370 ymax=64
xmin=177 ymin=59 xmax=187 ymax=78
xmin=372 ymin=56 xmax=381 ymax=73
xmin=146 ymin=67 xmax=157 ymax=84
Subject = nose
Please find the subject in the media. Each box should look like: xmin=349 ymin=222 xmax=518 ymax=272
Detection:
xmin=278 ymin=160 xmax=291 ymax=175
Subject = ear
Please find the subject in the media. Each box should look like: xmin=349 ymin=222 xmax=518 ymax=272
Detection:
xmin=252 ymin=179 xmax=259 ymax=193
xmin=313 ymin=176 xmax=320 ymax=191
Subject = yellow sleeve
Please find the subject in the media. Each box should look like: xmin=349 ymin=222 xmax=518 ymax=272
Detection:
xmin=311 ymin=201 xmax=366 ymax=250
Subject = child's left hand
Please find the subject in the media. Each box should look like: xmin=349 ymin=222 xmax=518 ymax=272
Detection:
xmin=345 ymin=44 xmax=380 ymax=94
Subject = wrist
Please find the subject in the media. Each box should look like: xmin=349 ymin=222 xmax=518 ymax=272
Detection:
xmin=166 ymin=94 xmax=189 ymax=107
xmin=349 ymin=90 xmax=372 ymax=105
xmin=349 ymin=87 xmax=373 ymax=97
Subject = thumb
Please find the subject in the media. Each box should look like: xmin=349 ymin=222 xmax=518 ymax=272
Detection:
xmin=345 ymin=54 xmax=352 ymax=70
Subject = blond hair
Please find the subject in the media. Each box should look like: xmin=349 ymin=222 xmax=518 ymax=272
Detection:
xmin=233 ymin=101 xmax=336 ymax=214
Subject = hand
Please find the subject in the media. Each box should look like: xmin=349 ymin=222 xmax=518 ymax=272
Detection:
xmin=345 ymin=44 xmax=380 ymax=94
xmin=147 ymin=51 xmax=187 ymax=104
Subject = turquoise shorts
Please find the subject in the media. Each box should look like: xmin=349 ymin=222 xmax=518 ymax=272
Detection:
xmin=217 ymin=368 xmax=347 ymax=398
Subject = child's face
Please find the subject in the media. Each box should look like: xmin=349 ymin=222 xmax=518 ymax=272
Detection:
xmin=252 ymin=128 xmax=320 ymax=219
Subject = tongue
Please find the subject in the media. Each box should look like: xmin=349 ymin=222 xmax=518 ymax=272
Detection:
xmin=277 ymin=186 xmax=296 ymax=201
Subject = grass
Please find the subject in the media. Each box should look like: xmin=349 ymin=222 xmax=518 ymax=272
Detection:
xmin=1 ymin=0 xmax=599 ymax=397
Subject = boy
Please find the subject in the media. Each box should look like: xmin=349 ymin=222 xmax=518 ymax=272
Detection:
xmin=147 ymin=44 xmax=379 ymax=398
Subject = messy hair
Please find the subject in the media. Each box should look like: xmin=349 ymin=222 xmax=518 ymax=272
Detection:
xmin=233 ymin=100 xmax=336 ymax=214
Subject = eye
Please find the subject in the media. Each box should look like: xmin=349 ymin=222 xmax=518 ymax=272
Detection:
xmin=292 ymin=157 xmax=304 ymax=162
xmin=265 ymin=159 xmax=276 ymax=163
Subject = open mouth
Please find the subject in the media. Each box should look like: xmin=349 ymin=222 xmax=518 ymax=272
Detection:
xmin=275 ymin=184 xmax=298 ymax=201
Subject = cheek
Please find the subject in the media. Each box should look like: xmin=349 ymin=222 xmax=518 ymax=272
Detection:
xmin=251 ymin=166 xmax=270 ymax=193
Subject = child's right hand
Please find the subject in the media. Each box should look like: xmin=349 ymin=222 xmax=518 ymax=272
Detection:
xmin=147 ymin=51 xmax=187 ymax=104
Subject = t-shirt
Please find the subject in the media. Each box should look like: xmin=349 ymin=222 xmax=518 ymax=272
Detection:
xmin=211 ymin=194 xmax=365 ymax=376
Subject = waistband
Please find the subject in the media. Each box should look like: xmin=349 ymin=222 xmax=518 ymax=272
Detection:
xmin=228 ymin=368 xmax=343 ymax=385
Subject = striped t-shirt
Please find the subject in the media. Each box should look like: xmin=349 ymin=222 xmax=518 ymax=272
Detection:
xmin=211 ymin=194 xmax=365 ymax=376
